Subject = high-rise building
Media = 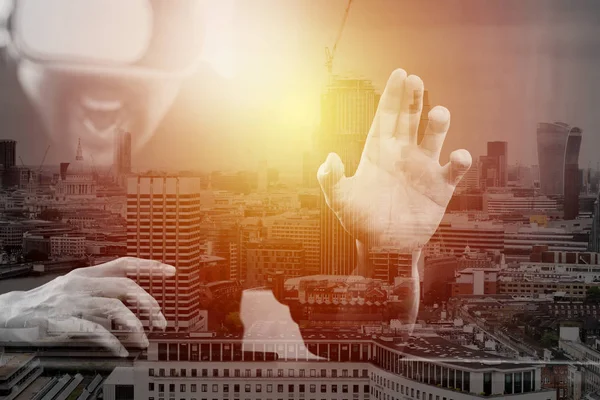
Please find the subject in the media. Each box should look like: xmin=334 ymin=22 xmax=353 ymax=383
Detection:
xmin=317 ymin=76 xmax=380 ymax=276
xmin=114 ymin=130 xmax=132 ymax=184
xmin=486 ymin=141 xmax=508 ymax=187
xmin=417 ymin=90 xmax=431 ymax=145
xmin=537 ymin=122 xmax=573 ymax=195
xmin=564 ymin=127 xmax=583 ymax=220
xmin=126 ymin=175 xmax=203 ymax=332
xmin=0 ymin=139 xmax=16 ymax=169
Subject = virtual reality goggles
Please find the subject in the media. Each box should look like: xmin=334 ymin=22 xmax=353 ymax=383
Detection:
xmin=3 ymin=0 xmax=208 ymax=78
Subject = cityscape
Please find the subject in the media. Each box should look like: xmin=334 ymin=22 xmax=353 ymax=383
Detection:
xmin=1 ymin=2 xmax=600 ymax=400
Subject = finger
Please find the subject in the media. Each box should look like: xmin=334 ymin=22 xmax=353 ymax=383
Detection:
xmin=317 ymin=152 xmax=346 ymax=210
xmin=442 ymin=149 xmax=472 ymax=185
xmin=73 ymin=257 xmax=176 ymax=278
xmin=396 ymin=74 xmax=424 ymax=145
xmin=419 ymin=106 xmax=451 ymax=162
xmin=81 ymin=297 xmax=149 ymax=348
xmin=371 ymin=68 xmax=407 ymax=140
xmin=48 ymin=316 xmax=129 ymax=357
xmin=91 ymin=277 xmax=168 ymax=330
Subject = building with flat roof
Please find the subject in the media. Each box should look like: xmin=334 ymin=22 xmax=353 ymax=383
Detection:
xmin=103 ymin=331 xmax=555 ymax=400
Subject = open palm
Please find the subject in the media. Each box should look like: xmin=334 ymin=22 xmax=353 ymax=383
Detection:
xmin=317 ymin=69 xmax=472 ymax=250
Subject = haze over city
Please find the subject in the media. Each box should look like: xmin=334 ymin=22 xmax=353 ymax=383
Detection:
xmin=1 ymin=0 xmax=600 ymax=173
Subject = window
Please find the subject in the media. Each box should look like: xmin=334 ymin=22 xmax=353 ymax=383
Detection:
xmin=191 ymin=369 xmax=197 ymax=377
xmin=245 ymin=369 xmax=251 ymax=377
xmin=299 ymin=384 xmax=305 ymax=393
xmin=149 ymin=383 xmax=154 ymax=391
xmin=364 ymin=385 xmax=369 ymax=394
xmin=224 ymin=369 xmax=229 ymax=377
xmin=256 ymin=369 xmax=262 ymax=377
xmin=505 ymin=373 xmax=513 ymax=394
xmin=159 ymin=369 xmax=165 ymax=377
xmin=169 ymin=384 xmax=175 ymax=392
xmin=363 ymin=369 xmax=369 ymax=377
xmin=159 ymin=384 xmax=164 ymax=393
xmin=278 ymin=384 xmax=284 ymax=393
xmin=170 ymin=369 xmax=176 ymax=377
xmin=343 ymin=385 xmax=348 ymax=393
xmin=483 ymin=372 xmax=492 ymax=396
xmin=342 ymin=369 xmax=348 ymax=377
xmin=201 ymin=384 xmax=207 ymax=392
xmin=320 ymin=369 xmax=326 ymax=377
xmin=202 ymin=369 xmax=208 ymax=377
xmin=267 ymin=369 xmax=273 ymax=377
xmin=353 ymin=369 xmax=359 ymax=378
xmin=191 ymin=384 xmax=197 ymax=393
xmin=212 ymin=384 xmax=218 ymax=393
xmin=267 ymin=384 xmax=273 ymax=393
xmin=223 ymin=385 xmax=229 ymax=393
xmin=180 ymin=384 xmax=186 ymax=393
xmin=181 ymin=369 xmax=187 ymax=377
xmin=234 ymin=369 xmax=240 ymax=377
xmin=288 ymin=369 xmax=294 ymax=377
xmin=332 ymin=385 xmax=338 ymax=393
xmin=321 ymin=384 xmax=326 ymax=393
xmin=299 ymin=370 xmax=305 ymax=377
xmin=234 ymin=384 xmax=239 ymax=393
xmin=245 ymin=384 xmax=251 ymax=393
xmin=310 ymin=384 xmax=316 ymax=393
xmin=288 ymin=384 xmax=294 ymax=393
xmin=278 ymin=369 xmax=284 ymax=377
xmin=256 ymin=384 xmax=262 ymax=393
xmin=524 ymin=371 xmax=532 ymax=392
xmin=149 ymin=368 xmax=155 ymax=377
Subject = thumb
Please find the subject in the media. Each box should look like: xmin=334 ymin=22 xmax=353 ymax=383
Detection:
xmin=443 ymin=149 xmax=472 ymax=185
xmin=317 ymin=152 xmax=346 ymax=205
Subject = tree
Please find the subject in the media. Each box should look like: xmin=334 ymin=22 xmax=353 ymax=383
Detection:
xmin=587 ymin=286 xmax=600 ymax=302
xmin=540 ymin=331 xmax=559 ymax=348
xmin=223 ymin=312 xmax=243 ymax=332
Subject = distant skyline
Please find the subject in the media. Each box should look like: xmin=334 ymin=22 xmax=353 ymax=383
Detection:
xmin=2 ymin=0 xmax=600 ymax=173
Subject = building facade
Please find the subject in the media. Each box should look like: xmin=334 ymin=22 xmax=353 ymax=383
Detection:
xmin=126 ymin=175 xmax=204 ymax=331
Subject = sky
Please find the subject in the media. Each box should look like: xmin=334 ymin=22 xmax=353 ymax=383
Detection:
xmin=2 ymin=0 xmax=600 ymax=173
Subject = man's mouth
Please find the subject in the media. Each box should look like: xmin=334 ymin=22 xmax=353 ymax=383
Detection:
xmin=78 ymin=96 xmax=128 ymax=139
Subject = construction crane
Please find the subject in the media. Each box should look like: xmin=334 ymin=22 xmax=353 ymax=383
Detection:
xmin=325 ymin=0 xmax=353 ymax=76
xmin=37 ymin=145 xmax=50 ymax=173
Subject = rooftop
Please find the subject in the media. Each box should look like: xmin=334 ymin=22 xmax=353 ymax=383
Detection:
xmin=386 ymin=335 xmax=537 ymax=370
xmin=0 ymin=353 xmax=36 ymax=379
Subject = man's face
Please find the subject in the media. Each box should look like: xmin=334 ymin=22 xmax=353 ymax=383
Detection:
xmin=17 ymin=62 xmax=181 ymax=164
xmin=4 ymin=0 xmax=206 ymax=163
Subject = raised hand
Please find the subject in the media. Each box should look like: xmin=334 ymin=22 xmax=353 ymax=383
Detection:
xmin=317 ymin=68 xmax=471 ymax=251
xmin=0 ymin=257 xmax=175 ymax=357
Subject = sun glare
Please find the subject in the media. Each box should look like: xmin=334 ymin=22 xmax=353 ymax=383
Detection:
xmin=201 ymin=0 xmax=236 ymax=79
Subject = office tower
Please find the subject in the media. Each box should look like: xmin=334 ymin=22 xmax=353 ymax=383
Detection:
xmin=417 ymin=90 xmax=431 ymax=145
xmin=257 ymin=160 xmax=268 ymax=192
xmin=316 ymin=76 xmax=380 ymax=276
xmin=456 ymin=161 xmax=479 ymax=193
xmin=479 ymin=155 xmax=499 ymax=189
xmin=246 ymin=239 xmax=304 ymax=287
xmin=126 ymin=175 xmax=203 ymax=332
xmin=564 ymin=127 xmax=583 ymax=219
xmin=302 ymin=151 xmax=319 ymax=188
xmin=0 ymin=140 xmax=16 ymax=169
xmin=266 ymin=211 xmax=321 ymax=276
xmin=487 ymin=141 xmax=508 ymax=187
xmin=537 ymin=122 xmax=573 ymax=195
xmin=114 ymin=130 xmax=132 ymax=184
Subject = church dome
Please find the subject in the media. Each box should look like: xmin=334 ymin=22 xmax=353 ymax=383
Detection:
xmin=66 ymin=139 xmax=94 ymax=177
